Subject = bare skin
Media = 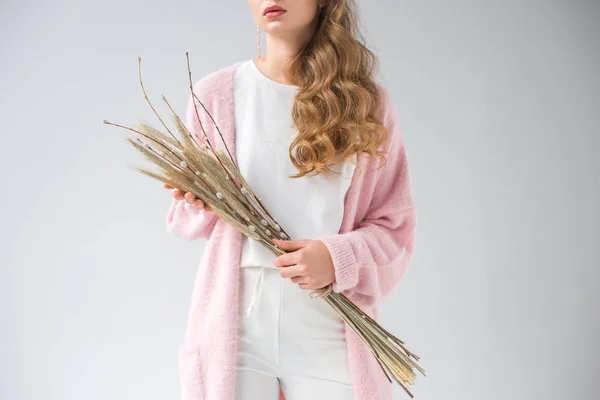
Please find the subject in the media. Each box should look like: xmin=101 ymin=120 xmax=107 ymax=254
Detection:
xmin=163 ymin=183 xmax=212 ymax=212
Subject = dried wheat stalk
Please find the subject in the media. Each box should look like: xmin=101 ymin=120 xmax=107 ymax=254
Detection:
xmin=103 ymin=53 xmax=426 ymax=397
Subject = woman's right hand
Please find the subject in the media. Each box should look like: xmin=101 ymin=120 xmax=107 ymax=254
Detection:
xmin=164 ymin=183 xmax=212 ymax=212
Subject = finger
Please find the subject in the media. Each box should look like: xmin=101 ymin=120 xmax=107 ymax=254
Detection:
xmin=172 ymin=189 xmax=184 ymax=200
xmin=279 ymin=265 xmax=304 ymax=279
xmin=164 ymin=183 xmax=174 ymax=190
xmin=273 ymin=239 xmax=310 ymax=252
xmin=204 ymin=205 xmax=212 ymax=212
xmin=273 ymin=251 xmax=301 ymax=268
xmin=184 ymin=192 xmax=196 ymax=204
xmin=290 ymin=276 xmax=309 ymax=285
xmin=193 ymin=199 xmax=205 ymax=208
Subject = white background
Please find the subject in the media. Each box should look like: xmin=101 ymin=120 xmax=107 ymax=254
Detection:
xmin=1 ymin=0 xmax=598 ymax=399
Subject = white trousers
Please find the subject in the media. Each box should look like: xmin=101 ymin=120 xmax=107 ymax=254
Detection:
xmin=235 ymin=266 xmax=354 ymax=400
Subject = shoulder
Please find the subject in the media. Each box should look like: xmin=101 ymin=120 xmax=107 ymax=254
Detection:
xmin=184 ymin=60 xmax=244 ymax=143
xmin=372 ymin=82 xmax=403 ymax=155
xmin=190 ymin=59 xmax=244 ymax=100
xmin=373 ymin=82 xmax=395 ymax=127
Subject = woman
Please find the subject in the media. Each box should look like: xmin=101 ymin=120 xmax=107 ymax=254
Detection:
xmin=164 ymin=1 xmax=417 ymax=399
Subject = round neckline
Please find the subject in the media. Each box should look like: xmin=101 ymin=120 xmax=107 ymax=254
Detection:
xmin=249 ymin=59 xmax=299 ymax=90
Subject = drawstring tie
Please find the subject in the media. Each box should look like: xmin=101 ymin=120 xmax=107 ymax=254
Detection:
xmin=246 ymin=266 xmax=266 ymax=318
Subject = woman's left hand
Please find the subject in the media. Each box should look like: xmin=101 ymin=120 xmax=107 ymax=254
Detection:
xmin=272 ymin=239 xmax=335 ymax=290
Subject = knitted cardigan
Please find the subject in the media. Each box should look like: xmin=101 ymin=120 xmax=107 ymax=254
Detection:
xmin=166 ymin=60 xmax=417 ymax=400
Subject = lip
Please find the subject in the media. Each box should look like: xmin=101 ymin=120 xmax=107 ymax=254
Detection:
xmin=263 ymin=5 xmax=286 ymax=16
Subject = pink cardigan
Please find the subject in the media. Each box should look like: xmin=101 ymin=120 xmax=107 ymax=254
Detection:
xmin=166 ymin=60 xmax=417 ymax=400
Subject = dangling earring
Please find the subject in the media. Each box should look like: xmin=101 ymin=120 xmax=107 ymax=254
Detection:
xmin=256 ymin=25 xmax=261 ymax=59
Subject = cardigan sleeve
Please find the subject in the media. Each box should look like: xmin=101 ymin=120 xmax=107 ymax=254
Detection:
xmin=165 ymin=78 xmax=219 ymax=241
xmin=318 ymin=87 xmax=417 ymax=305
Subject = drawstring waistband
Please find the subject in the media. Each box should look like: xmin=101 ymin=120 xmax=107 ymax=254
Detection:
xmin=246 ymin=266 xmax=267 ymax=318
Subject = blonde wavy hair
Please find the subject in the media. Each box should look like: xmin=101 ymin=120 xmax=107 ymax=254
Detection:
xmin=284 ymin=0 xmax=390 ymax=178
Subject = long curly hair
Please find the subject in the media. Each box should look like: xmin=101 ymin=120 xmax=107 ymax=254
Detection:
xmin=284 ymin=0 xmax=390 ymax=178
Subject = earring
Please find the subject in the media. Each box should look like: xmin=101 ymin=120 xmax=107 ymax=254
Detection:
xmin=256 ymin=25 xmax=261 ymax=58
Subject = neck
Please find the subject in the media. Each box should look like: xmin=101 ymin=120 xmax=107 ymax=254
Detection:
xmin=258 ymin=16 xmax=320 ymax=84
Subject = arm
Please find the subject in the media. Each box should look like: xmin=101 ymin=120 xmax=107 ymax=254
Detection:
xmin=318 ymin=87 xmax=417 ymax=306
xmin=166 ymin=196 xmax=219 ymax=241
xmin=165 ymin=79 xmax=219 ymax=241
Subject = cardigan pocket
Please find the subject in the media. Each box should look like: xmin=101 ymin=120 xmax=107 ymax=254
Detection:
xmin=178 ymin=344 xmax=205 ymax=400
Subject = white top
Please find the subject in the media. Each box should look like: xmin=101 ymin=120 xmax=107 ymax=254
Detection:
xmin=233 ymin=58 xmax=356 ymax=272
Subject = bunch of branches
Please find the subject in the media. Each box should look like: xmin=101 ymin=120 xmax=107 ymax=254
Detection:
xmin=103 ymin=53 xmax=425 ymax=397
